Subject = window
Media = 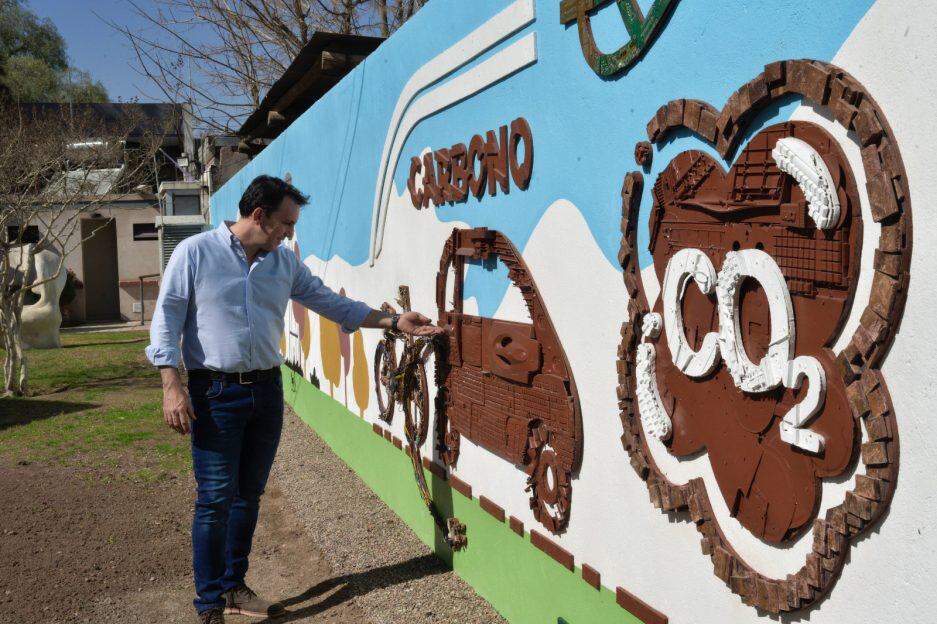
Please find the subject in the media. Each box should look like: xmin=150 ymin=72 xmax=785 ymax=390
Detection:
xmin=172 ymin=193 xmax=201 ymax=216
xmin=6 ymin=225 xmax=40 ymax=244
xmin=132 ymin=223 xmax=158 ymax=241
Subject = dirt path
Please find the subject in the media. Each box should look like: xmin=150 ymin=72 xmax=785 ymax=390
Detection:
xmin=1 ymin=327 xmax=502 ymax=624
xmin=0 ymin=457 xmax=366 ymax=624
xmin=0 ymin=409 xmax=504 ymax=624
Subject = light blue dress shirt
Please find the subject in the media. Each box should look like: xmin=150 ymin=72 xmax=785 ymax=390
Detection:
xmin=146 ymin=222 xmax=372 ymax=373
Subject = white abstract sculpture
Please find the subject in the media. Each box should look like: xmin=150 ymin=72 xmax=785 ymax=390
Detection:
xmin=8 ymin=244 xmax=67 ymax=350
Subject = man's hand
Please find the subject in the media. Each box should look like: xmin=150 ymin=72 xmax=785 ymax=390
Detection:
xmin=397 ymin=311 xmax=447 ymax=336
xmin=159 ymin=367 xmax=196 ymax=435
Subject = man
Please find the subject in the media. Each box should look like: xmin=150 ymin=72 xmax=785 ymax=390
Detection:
xmin=146 ymin=175 xmax=444 ymax=624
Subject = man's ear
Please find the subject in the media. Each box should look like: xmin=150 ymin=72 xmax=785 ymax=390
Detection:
xmin=250 ymin=206 xmax=265 ymax=223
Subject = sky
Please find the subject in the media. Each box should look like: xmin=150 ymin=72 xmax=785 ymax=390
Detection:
xmin=27 ymin=0 xmax=178 ymax=103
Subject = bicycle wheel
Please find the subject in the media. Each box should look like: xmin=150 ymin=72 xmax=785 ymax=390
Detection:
xmin=374 ymin=340 xmax=396 ymax=423
xmin=404 ymin=344 xmax=432 ymax=447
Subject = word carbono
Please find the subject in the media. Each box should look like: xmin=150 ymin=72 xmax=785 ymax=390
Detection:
xmin=407 ymin=117 xmax=533 ymax=209
xmin=643 ymin=247 xmax=827 ymax=453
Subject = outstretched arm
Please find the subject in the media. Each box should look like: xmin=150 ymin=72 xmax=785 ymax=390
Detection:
xmin=360 ymin=309 xmax=446 ymax=336
xmin=290 ymin=252 xmax=444 ymax=337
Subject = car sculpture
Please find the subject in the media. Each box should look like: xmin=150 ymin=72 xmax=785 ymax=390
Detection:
xmin=434 ymin=227 xmax=582 ymax=533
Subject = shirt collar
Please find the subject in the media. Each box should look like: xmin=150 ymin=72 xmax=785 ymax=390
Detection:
xmin=219 ymin=219 xmax=269 ymax=263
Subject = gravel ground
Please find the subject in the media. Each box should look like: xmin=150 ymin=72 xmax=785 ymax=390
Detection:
xmin=269 ymin=406 xmax=507 ymax=624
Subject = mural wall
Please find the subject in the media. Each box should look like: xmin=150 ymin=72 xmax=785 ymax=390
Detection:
xmin=213 ymin=1 xmax=937 ymax=622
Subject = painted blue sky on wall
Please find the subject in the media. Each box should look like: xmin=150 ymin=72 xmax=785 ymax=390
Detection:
xmin=212 ymin=0 xmax=874 ymax=316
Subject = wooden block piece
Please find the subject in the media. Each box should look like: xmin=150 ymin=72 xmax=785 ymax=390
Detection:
xmin=422 ymin=456 xmax=447 ymax=480
xmin=530 ymin=529 xmax=574 ymax=571
xmin=866 ymin=170 xmax=901 ymax=222
xmin=479 ymin=495 xmax=505 ymax=522
xmin=869 ymin=271 xmax=899 ymax=320
xmin=853 ymin=105 xmax=884 ymax=146
xmin=864 ymin=414 xmax=890 ymax=441
xmin=582 ymin=564 xmax=601 ymax=590
xmin=861 ymin=441 xmax=888 ymax=466
xmin=845 ymin=491 xmax=873 ymax=521
xmin=845 ymin=381 xmax=871 ymax=418
xmin=448 ymin=474 xmax=472 ymax=499
xmin=665 ymin=99 xmax=685 ymax=129
xmin=697 ymin=107 xmax=718 ymax=143
xmin=508 ymin=515 xmax=524 ymax=536
xmin=763 ymin=60 xmax=786 ymax=87
xmin=855 ymin=474 xmax=884 ymax=501
xmin=616 ymin=586 xmax=669 ymax=624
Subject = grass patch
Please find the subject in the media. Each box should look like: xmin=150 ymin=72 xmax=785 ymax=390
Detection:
xmin=25 ymin=330 xmax=154 ymax=395
xmin=0 ymin=330 xmax=191 ymax=480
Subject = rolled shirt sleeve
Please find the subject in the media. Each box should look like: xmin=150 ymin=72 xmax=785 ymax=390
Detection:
xmin=289 ymin=253 xmax=371 ymax=333
xmin=145 ymin=241 xmax=194 ymax=367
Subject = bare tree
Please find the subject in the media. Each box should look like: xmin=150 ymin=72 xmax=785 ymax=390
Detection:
xmin=106 ymin=0 xmax=427 ymax=133
xmin=0 ymin=104 xmax=164 ymax=396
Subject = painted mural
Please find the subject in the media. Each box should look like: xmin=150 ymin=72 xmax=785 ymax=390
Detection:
xmin=213 ymin=1 xmax=936 ymax=622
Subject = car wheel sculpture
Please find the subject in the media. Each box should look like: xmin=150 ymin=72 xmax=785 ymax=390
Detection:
xmin=435 ymin=227 xmax=583 ymax=533
xmin=617 ymin=60 xmax=910 ymax=612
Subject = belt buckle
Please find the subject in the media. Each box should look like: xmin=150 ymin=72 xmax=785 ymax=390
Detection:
xmin=238 ymin=371 xmax=254 ymax=385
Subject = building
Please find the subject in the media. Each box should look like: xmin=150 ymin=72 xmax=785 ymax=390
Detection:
xmin=7 ymin=102 xmax=202 ymax=325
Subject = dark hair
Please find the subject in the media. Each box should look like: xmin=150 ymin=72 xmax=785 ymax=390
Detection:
xmin=238 ymin=175 xmax=309 ymax=217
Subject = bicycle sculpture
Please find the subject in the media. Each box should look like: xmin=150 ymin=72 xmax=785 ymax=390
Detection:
xmin=435 ymin=228 xmax=583 ymax=534
xmin=374 ymin=285 xmax=466 ymax=550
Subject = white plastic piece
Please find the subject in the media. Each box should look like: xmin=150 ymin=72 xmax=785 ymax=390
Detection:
xmin=644 ymin=247 xmax=827 ymax=450
xmin=641 ymin=311 xmax=662 ymax=339
xmin=716 ymin=249 xmax=795 ymax=393
xmin=779 ymin=356 xmax=827 ymax=453
xmin=661 ymin=248 xmax=721 ymax=378
xmin=635 ymin=313 xmax=672 ymax=440
xmin=771 ymin=136 xmax=841 ymax=230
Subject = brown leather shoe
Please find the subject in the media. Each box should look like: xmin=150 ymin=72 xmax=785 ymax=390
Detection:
xmin=223 ymin=584 xmax=285 ymax=618
xmin=197 ymin=607 xmax=224 ymax=623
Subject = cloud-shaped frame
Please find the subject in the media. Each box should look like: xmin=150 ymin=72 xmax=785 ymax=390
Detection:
xmin=617 ymin=60 xmax=911 ymax=614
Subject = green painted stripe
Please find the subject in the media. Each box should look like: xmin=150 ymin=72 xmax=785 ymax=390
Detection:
xmin=283 ymin=367 xmax=642 ymax=624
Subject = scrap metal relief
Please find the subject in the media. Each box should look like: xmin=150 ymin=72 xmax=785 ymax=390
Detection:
xmin=646 ymin=120 xmax=862 ymax=542
xmin=560 ymin=0 xmax=678 ymax=77
xmin=435 ymin=228 xmax=583 ymax=533
xmin=618 ymin=60 xmax=910 ymax=612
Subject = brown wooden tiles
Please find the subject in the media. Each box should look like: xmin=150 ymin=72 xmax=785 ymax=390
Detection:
xmin=508 ymin=515 xmax=525 ymax=537
xmin=479 ymin=495 xmax=505 ymax=523
xmin=448 ymin=474 xmax=472 ymax=499
xmin=620 ymin=60 xmax=909 ymax=613
xmin=392 ymin=436 xmax=403 ymax=450
xmin=530 ymin=529 xmax=574 ymax=572
xmin=421 ymin=456 xmax=447 ymax=481
xmin=581 ymin=564 xmax=601 ymax=590
xmin=616 ymin=587 xmax=669 ymax=624
xmin=372 ymin=423 xmax=384 ymax=437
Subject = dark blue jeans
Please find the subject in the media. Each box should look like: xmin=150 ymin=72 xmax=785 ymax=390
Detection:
xmin=187 ymin=372 xmax=283 ymax=613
